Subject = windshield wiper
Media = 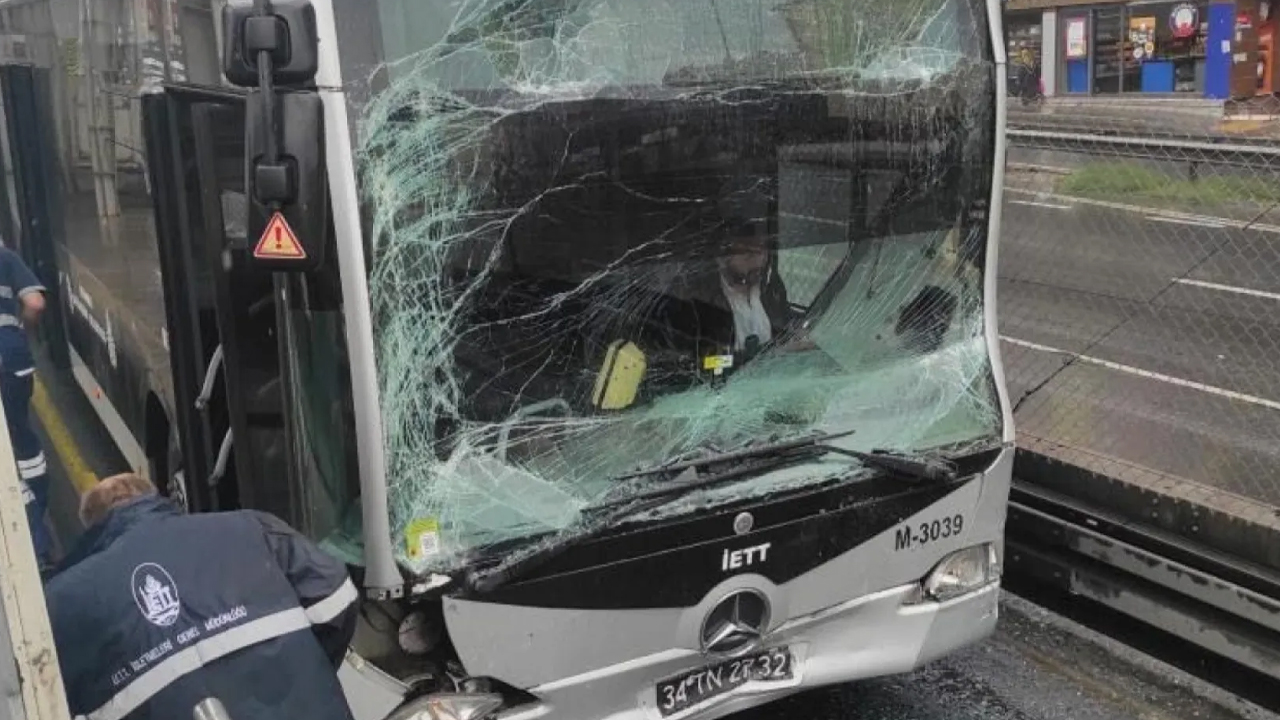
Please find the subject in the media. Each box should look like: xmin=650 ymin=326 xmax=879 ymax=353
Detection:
xmin=463 ymin=451 xmax=812 ymax=595
xmin=614 ymin=430 xmax=956 ymax=484
xmin=462 ymin=435 xmax=958 ymax=595
xmin=596 ymin=447 xmax=829 ymax=510
xmin=626 ymin=438 xmax=959 ymax=488
xmin=615 ymin=429 xmax=858 ymax=481
xmin=823 ymin=447 xmax=959 ymax=484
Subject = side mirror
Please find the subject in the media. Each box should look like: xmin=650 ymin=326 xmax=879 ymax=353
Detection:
xmin=245 ymin=90 xmax=328 ymax=271
xmin=221 ymin=0 xmax=318 ymax=88
xmin=224 ymin=0 xmax=327 ymax=273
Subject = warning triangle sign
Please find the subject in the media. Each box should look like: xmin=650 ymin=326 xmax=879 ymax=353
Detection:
xmin=253 ymin=212 xmax=307 ymax=260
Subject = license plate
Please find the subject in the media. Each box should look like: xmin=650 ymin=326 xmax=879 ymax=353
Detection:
xmin=655 ymin=646 xmax=794 ymax=717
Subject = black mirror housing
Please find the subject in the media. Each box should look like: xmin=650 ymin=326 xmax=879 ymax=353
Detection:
xmin=254 ymin=161 xmax=295 ymax=205
xmin=222 ymin=0 xmax=319 ymax=88
xmin=245 ymin=90 xmax=328 ymax=272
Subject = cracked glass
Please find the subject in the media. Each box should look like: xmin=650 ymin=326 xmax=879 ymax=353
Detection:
xmin=343 ymin=0 xmax=1002 ymax=575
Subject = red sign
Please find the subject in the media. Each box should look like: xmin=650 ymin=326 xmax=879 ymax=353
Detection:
xmin=253 ymin=211 xmax=307 ymax=260
xmin=1170 ymin=3 xmax=1198 ymax=38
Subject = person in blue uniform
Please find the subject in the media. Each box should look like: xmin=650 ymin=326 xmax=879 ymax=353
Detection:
xmin=46 ymin=472 xmax=359 ymax=720
xmin=0 ymin=245 xmax=50 ymax=571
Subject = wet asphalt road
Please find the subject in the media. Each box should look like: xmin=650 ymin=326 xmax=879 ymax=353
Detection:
xmin=997 ymin=194 xmax=1280 ymax=508
xmin=741 ymin=594 xmax=1277 ymax=720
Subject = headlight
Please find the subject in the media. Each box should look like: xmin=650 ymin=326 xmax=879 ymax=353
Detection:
xmin=386 ymin=693 xmax=504 ymax=720
xmin=922 ymin=544 xmax=999 ymax=602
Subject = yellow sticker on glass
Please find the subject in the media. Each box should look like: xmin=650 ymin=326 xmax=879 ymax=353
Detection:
xmin=702 ymin=354 xmax=734 ymax=373
xmin=405 ymin=518 xmax=441 ymax=560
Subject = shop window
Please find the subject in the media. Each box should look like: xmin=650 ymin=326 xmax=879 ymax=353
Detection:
xmin=1129 ymin=2 xmax=1208 ymax=93
xmin=1006 ymin=11 xmax=1042 ymax=97
xmin=1094 ymin=6 xmax=1125 ymax=92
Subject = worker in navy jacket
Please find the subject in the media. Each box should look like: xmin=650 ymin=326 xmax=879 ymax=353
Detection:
xmin=45 ymin=473 xmax=359 ymax=720
xmin=0 ymin=245 xmax=51 ymax=571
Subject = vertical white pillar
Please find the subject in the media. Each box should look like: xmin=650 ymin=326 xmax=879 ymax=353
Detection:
xmin=0 ymin=393 xmax=71 ymax=720
xmin=1042 ymin=10 xmax=1058 ymax=96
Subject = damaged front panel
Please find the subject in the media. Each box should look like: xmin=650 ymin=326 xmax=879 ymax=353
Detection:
xmin=351 ymin=0 xmax=1002 ymax=577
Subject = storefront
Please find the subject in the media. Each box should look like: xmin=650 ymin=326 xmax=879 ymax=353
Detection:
xmin=1006 ymin=10 xmax=1045 ymax=95
xmin=1007 ymin=10 xmax=1045 ymax=66
xmin=1053 ymin=1 xmax=1209 ymax=93
xmin=1006 ymin=0 xmax=1271 ymax=99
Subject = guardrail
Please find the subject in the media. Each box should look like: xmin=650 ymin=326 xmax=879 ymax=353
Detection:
xmin=1007 ymin=128 xmax=1280 ymax=176
xmin=1004 ymin=479 xmax=1280 ymax=680
xmin=1010 ymin=127 xmax=1280 ymax=155
xmin=1006 ymin=111 xmax=1280 ymax=146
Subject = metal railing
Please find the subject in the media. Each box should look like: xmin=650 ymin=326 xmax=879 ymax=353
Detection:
xmin=1000 ymin=122 xmax=1280 ymax=679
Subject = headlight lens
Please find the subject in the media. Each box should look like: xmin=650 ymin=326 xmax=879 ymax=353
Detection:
xmin=386 ymin=693 xmax=504 ymax=720
xmin=923 ymin=544 xmax=999 ymax=602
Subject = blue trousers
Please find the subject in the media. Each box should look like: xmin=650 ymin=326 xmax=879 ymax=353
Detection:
xmin=1 ymin=370 xmax=52 ymax=570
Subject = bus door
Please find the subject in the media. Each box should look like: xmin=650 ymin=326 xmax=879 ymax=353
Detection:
xmin=0 ymin=64 xmax=71 ymax=371
xmin=141 ymin=86 xmax=299 ymax=524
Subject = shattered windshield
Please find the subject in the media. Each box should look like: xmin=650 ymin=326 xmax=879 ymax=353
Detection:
xmin=351 ymin=0 xmax=1001 ymax=574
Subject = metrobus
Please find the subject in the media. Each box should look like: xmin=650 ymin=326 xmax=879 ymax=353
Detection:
xmin=0 ymin=0 xmax=223 ymax=508
xmin=0 ymin=0 xmax=1013 ymax=718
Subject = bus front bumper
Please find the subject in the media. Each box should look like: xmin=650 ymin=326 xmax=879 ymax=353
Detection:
xmin=494 ymin=581 xmax=1000 ymax=720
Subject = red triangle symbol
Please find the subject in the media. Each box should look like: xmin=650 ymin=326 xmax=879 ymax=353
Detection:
xmin=253 ymin=212 xmax=307 ymax=260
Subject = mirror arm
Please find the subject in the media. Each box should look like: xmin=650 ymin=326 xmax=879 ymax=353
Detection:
xmin=248 ymin=0 xmax=294 ymax=209
xmin=255 ymin=0 xmax=278 ymax=184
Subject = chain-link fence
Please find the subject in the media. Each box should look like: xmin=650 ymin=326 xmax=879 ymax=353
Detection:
xmin=1001 ymin=119 xmax=1280 ymax=538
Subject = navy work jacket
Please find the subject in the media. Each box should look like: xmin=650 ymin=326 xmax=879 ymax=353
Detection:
xmin=45 ymin=495 xmax=359 ymax=720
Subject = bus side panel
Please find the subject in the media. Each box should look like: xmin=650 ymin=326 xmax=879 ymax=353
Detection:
xmin=0 ymin=61 xmax=170 ymax=483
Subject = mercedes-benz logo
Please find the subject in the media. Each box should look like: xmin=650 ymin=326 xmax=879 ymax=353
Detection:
xmin=700 ymin=589 xmax=770 ymax=657
xmin=733 ymin=512 xmax=754 ymax=535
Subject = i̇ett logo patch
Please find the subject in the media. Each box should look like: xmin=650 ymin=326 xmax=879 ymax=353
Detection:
xmin=132 ymin=563 xmax=181 ymax=627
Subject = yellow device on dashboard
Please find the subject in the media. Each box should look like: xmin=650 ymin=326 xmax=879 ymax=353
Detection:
xmin=592 ymin=340 xmax=646 ymax=410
